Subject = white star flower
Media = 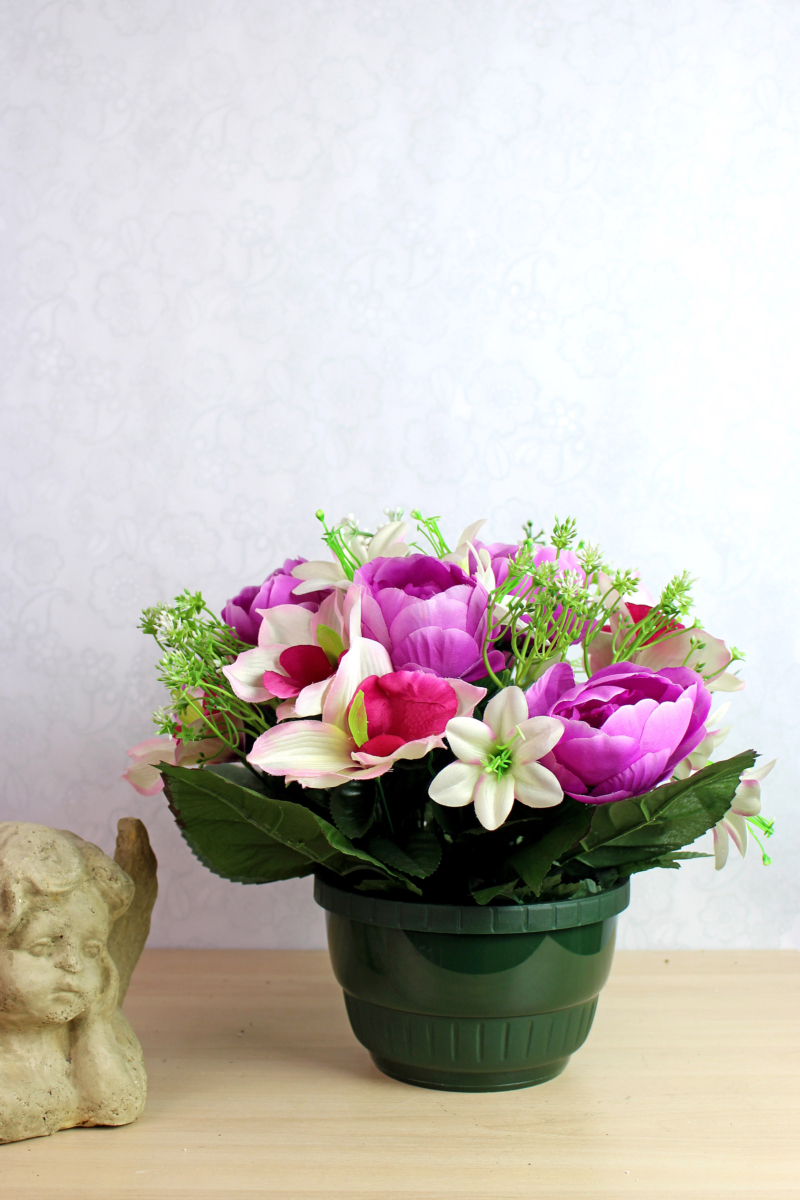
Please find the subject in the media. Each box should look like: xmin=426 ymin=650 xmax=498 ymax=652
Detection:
xmin=428 ymin=686 xmax=564 ymax=831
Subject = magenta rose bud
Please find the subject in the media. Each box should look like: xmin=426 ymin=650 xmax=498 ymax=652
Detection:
xmin=221 ymin=558 xmax=331 ymax=644
xmin=348 ymin=670 xmax=459 ymax=758
xmin=354 ymin=554 xmax=505 ymax=682
xmin=525 ymin=661 xmax=712 ymax=804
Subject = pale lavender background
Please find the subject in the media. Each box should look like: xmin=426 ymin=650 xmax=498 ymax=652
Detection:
xmin=0 ymin=1 xmax=797 ymax=950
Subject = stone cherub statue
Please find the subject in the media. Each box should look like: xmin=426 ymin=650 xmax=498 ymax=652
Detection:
xmin=0 ymin=818 xmax=158 ymax=1143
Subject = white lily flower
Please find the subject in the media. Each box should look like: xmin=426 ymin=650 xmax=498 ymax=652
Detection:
xmin=428 ymin=686 xmax=564 ymax=831
xmin=292 ymin=519 xmax=410 ymax=595
xmin=440 ymin=521 xmax=511 ymax=622
xmin=672 ymin=703 xmax=733 ymax=780
xmin=713 ymin=758 xmax=777 ymax=870
xmin=441 ymin=519 xmax=488 ymax=569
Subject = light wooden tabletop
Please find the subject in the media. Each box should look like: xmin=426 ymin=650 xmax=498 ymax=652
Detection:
xmin=2 ymin=948 xmax=798 ymax=1198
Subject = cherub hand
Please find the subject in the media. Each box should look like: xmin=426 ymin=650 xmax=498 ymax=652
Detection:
xmin=72 ymin=949 xmax=120 ymax=1029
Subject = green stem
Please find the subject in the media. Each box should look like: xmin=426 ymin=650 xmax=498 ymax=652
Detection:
xmin=376 ymin=777 xmax=396 ymax=837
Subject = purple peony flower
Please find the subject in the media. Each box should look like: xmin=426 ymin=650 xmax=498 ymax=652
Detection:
xmin=525 ymin=660 xmax=712 ymax=804
xmin=354 ymin=554 xmax=505 ymax=683
xmin=221 ymin=558 xmax=331 ymax=645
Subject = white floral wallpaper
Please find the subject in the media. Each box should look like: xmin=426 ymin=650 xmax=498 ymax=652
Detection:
xmin=1 ymin=0 xmax=798 ymax=950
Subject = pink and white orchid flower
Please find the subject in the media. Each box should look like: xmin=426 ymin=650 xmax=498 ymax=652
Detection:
xmin=123 ymin=733 xmax=229 ymax=795
xmin=223 ymin=588 xmax=356 ymax=719
xmin=428 ymin=686 xmax=564 ymax=831
xmin=247 ymin=630 xmax=485 ymax=788
xmin=713 ymin=759 xmax=776 ymax=870
xmin=292 ymin=519 xmax=410 ymax=596
xmin=589 ymin=598 xmax=744 ymax=693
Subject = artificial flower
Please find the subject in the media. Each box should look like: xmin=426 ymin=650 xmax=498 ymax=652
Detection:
xmin=428 ymin=686 xmax=564 ymax=830
xmin=525 ymin=661 xmax=712 ymax=804
xmin=291 ymin=519 xmax=410 ymax=595
xmin=122 ymin=733 xmax=229 ymax=795
xmin=588 ymin=601 xmax=744 ymax=693
xmin=247 ymin=633 xmax=484 ymax=787
xmin=223 ymin=588 xmax=355 ymax=718
xmin=355 ymin=554 xmax=506 ymax=682
xmin=672 ymin=702 xmax=732 ymax=778
xmin=713 ymin=759 xmax=777 ymax=869
xmin=221 ymin=557 xmax=330 ymax=644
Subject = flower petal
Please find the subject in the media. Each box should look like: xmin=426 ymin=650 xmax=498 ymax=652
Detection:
xmin=322 ymin=637 xmax=394 ymax=729
xmin=368 ymin=521 xmax=408 ymax=558
xmin=122 ymin=762 xmax=168 ymax=795
xmin=354 ymin=733 xmax=446 ymax=766
xmin=483 ymin=686 xmax=528 ymax=742
xmin=292 ymin=560 xmax=344 ymax=583
xmin=428 ymin=761 xmax=482 ymax=808
xmin=725 ymin=812 xmax=748 ymax=857
xmin=513 ymin=716 xmax=565 ymax=763
xmin=444 ymin=716 xmax=495 ymax=764
xmin=176 ymin=737 xmax=228 ymax=766
xmin=512 ymin=761 xmax=563 ymax=809
xmin=731 ymin=780 xmax=761 ymax=817
xmin=447 ymin=678 xmax=487 ymax=717
xmin=122 ymin=736 xmax=177 ymax=793
xmin=257 ymin=604 xmax=316 ymax=649
xmin=222 ymin=648 xmax=278 ymax=702
xmin=248 ymin=721 xmax=354 ymax=777
xmin=706 ymin=671 xmax=745 ymax=693
xmin=743 ymin=757 xmax=777 ymax=783
xmin=294 ymin=677 xmax=333 ymax=718
xmin=713 ymin=823 xmax=729 ymax=870
xmin=473 ymin=772 xmax=516 ymax=830
xmin=454 ymin=518 xmax=487 ymax=548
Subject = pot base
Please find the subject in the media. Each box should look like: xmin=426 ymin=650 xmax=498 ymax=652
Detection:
xmin=346 ymin=994 xmax=597 ymax=1093
xmin=370 ymin=1054 xmax=569 ymax=1092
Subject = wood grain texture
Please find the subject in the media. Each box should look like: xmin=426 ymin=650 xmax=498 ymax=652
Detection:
xmin=1 ymin=949 xmax=798 ymax=1199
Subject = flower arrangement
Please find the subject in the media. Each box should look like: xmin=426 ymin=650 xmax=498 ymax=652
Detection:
xmin=125 ymin=509 xmax=775 ymax=904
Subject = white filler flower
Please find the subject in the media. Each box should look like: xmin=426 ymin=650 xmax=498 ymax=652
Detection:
xmin=428 ymin=686 xmax=565 ymax=830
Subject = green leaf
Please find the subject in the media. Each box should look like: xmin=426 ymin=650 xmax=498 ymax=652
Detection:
xmin=161 ymin=764 xmax=394 ymax=884
xmin=572 ymin=751 xmax=757 ymax=870
xmin=615 ymin=851 xmax=711 ymax=878
xmin=510 ymin=801 xmax=593 ymax=895
xmin=367 ymin=827 xmax=442 ymax=879
xmin=316 ymin=623 xmax=345 ymax=665
xmin=355 ymin=877 xmax=424 ymax=897
xmin=205 ymin=762 xmax=271 ymax=791
xmin=347 ymin=689 xmax=369 ymax=747
xmin=329 ymin=780 xmax=376 ymax=839
xmin=471 ymin=881 xmax=530 ymax=906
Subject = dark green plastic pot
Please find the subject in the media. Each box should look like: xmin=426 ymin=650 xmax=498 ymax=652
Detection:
xmin=315 ymin=875 xmax=629 ymax=1092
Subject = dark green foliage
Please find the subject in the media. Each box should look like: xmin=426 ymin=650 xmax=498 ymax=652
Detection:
xmin=367 ymin=828 xmax=442 ymax=878
xmin=159 ymin=748 xmax=758 ymax=905
xmin=329 ymin=780 xmax=376 ymax=839
xmin=510 ymin=801 xmax=593 ymax=895
xmin=571 ymin=751 xmax=757 ymax=871
xmin=160 ymin=763 xmax=395 ymax=885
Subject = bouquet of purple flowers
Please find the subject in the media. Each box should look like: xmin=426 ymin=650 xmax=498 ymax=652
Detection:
xmin=125 ymin=510 xmax=775 ymax=903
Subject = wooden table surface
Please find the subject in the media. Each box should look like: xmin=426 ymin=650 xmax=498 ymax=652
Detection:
xmin=2 ymin=949 xmax=798 ymax=1199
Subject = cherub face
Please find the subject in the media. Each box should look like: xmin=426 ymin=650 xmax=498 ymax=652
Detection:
xmin=0 ymin=883 xmax=111 ymax=1024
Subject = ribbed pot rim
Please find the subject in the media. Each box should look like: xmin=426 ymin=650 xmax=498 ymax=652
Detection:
xmin=314 ymin=874 xmax=630 ymax=935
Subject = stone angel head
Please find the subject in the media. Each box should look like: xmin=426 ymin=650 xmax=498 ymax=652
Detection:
xmin=0 ymin=821 xmax=157 ymax=1144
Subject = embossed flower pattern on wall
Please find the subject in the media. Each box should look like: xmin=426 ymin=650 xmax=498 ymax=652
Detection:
xmin=1 ymin=0 xmax=798 ymax=951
